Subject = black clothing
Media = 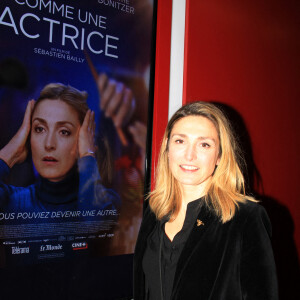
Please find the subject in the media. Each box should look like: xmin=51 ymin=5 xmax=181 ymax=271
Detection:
xmin=143 ymin=199 xmax=202 ymax=300
xmin=134 ymin=200 xmax=279 ymax=300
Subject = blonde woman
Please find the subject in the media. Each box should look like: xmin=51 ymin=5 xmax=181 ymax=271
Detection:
xmin=134 ymin=101 xmax=278 ymax=300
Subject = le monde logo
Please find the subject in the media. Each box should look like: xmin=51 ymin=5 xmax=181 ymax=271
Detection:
xmin=40 ymin=244 xmax=63 ymax=252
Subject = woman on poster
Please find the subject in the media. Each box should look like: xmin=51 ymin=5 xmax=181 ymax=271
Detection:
xmin=0 ymin=83 xmax=119 ymax=217
xmin=134 ymin=101 xmax=278 ymax=300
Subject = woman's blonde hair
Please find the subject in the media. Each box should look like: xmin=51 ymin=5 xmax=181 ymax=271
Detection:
xmin=149 ymin=101 xmax=256 ymax=223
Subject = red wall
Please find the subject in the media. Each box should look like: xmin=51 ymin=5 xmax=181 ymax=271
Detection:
xmin=182 ymin=0 xmax=300 ymax=297
xmin=151 ymin=0 xmax=172 ymax=185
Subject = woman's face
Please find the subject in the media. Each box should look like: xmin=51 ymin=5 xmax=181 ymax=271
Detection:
xmin=168 ymin=115 xmax=220 ymax=196
xmin=31 ymin=99 xmax=81 ymax=182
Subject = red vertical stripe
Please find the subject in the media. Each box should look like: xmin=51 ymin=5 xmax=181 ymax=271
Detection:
xmin=182 ymin=0 xmax=189 ymax=105
xmin=151 ymin=0 xmax=173 ymax=188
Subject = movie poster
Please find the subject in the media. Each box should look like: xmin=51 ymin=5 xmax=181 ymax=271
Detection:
xmin=0 ymin=0 xmax=154 ymax=268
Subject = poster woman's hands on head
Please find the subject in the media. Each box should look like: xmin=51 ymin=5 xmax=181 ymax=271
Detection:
xmin=0 ymin=100 xmax=35 ymax=168
xmin=78 ymin=109 xmax=96 ymax=158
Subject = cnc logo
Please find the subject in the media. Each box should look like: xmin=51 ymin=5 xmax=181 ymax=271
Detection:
xmin=72 ymin=242 xmax=88 ymax=250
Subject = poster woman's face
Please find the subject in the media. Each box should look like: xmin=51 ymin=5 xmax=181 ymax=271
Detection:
xmin=31 ymin=99 xmax=81 ymax=182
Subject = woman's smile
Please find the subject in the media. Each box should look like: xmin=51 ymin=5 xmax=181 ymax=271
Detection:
xmin=179 ymin=164 xmax=199 ymax=171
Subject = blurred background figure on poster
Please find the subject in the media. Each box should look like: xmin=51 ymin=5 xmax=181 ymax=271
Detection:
xmin=95 ymin=71 xmax=147 ymax=254
xmin=91 ymin=0 xmax=153 ymax=254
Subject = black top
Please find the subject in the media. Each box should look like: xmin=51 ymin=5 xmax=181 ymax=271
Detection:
xmin=135 ymin=200 xmax=278 ymax=300
xmin=35 ymin=164 xmax=79 ymax=206
xmin=142 ymin=198 xmax=203 ymax=300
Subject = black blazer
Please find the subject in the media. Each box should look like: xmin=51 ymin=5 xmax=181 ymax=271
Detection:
xmin=133 ymin=201 xmax=278 ymax=300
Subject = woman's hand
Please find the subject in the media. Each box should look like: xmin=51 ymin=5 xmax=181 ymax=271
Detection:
xmin=128 ymin=121 xmax=147 ymax=151
xmin=128 ymin=121 xmax=147 ymax=176
xmin=78 ymin=110 xmax=96 ymax=158
xmin=97 ymin=73 xmax=135 ymax=128
xmin=0 ymin=100 xmax=34 ymax=168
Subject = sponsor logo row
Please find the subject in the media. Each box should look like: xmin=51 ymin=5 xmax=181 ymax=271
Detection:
xmin=10 ymin=242 xmax=88 ymax=255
